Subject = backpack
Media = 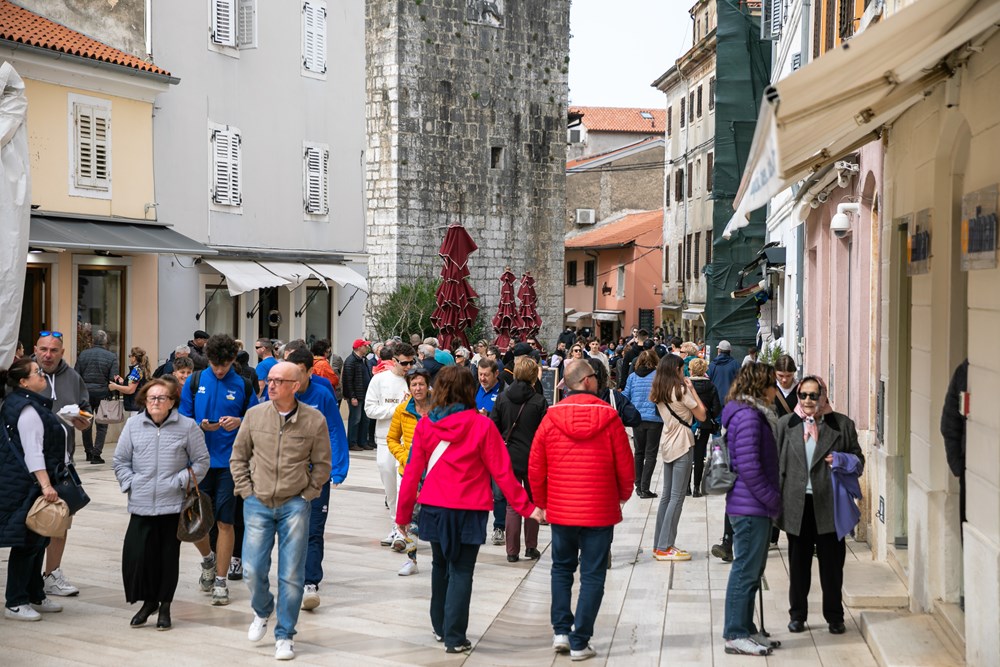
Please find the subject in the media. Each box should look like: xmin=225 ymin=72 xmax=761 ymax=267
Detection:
xmin=701 ymin=429 xmax=737 ymax=496
xmin=188 ymin=370 xmax=255 ymax=415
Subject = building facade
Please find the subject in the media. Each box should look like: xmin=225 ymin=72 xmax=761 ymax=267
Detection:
xmin=566 ymin=106 xmax=666 ymax=161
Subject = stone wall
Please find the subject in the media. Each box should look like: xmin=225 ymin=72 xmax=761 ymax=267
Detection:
xmin=565 ymin=145 xmax=664 ymax=234
xmin=17 ymin=0 xmax=148 ymax=60
xmin=365 ymin=0 xmax=570 ymax=348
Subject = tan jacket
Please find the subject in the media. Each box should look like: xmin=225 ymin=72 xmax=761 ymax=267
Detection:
xmin=231 ymin=400 xmax=332 ymax=508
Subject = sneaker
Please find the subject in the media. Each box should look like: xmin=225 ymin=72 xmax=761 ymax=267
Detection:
xmin=199 ymin=555 xmax=216 ymax=592
xmin=30 ymin=598 xmax=62 ymax=613
xmin=275 ymin=638 xmax=295 ymax=660
xmin=433 ymin=631 xmax=443 ymax=642
xmin=211 ymin=582 xmax=229 ymax=606
xmin=711 ymin=541 xmax=734 ymax=563
xmin=4 ymin=605 xmax=41 ymax=622
xmin=445 ymin=641 xmax=472 ymax=653
xmin=570 ymin=645 xmax=597 ymax=661
xmin=398 ymin=560 xmax=418 ymax=576
xmin=491 ymin=527 xmax=505 ymax=545
xmin=248 ymin=613 xmax=270 ymax=642
xmin=553 ymin=634 xmax=570 ymax=653
xmin=391 ymin=533 xmax=407 ymax=552
xmin=381 ymin=529 xmax=399 ymax=547
xmin=301 ymin=584 xmax=320 ymax=610
xmin=725 ymin=637 xmax=771 ymax=656
xmin=42 ymin=569 xmax=79 ymax=597
xmin=228 ymin=557 xmax=243 ymax=581
xmin=524 ymin=548 xmax=541 ymax=560
xmin=750 ymin=631 xmax=781 ymax=648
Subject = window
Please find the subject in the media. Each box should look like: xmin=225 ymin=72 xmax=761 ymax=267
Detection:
xmin=680 ymin=98 xmax=686 ymax=128
xmin=665 ymin=171 xmax=671 ymax=207
xmin=303 ymin=142 xmax=330 ymax=216
xmin=569 ymin=128 xmax=581 ymax=143
xmin=304 ymin=286 xmax=331 ymax=348
xmin=584 ymin=260 xmax=596 ymax=287
xmin=705 ymin=229 xmax=713 ymax=265
xmin=687 ymin=162 xmax=693 ymax=198
xmin=616 ymin=265 xmax=626 ymax=297
xmin=825 ymin=0 xmax=836 ymax=52
xmin=640 ymin=111 xmax=653 ymax=120
xmin=674 ymin=169 xmax=684 ymax=202
xmin=685 ymin=234 xmax=692 ymax=280
xmin=663 ymin=245 xmax=669 ymax=280
xmin=709 ymin=77 xmax=716 ymax=111
xmin=566 ymin=260 xmax=578 ymax=286
xmin=696 ymin=85 xmax=703 ymax=118
xmin=302 ymin=0 xmax=327 ymax=76
xmin=490 ymin=146 xmax=504 ymax=169
xmin=203 ymin=283 xmax=239 ymax=338
xmin=71 ymin=96 xmax=111 ymax=196
xmin=676 ymin=243 xmax=682 ymax=282
xmin=211 ymin=124 xmax=242 ymax=208
xmin=694 ymin=232 xmax=701 ymax=277
xmin=838 ymin=0 xmax=855 ymax=39
xmin=666 ymin=106 xmax=672 ymax=137
xmin=78 ymin=266 xmax=125 ymax=370
xmin=706 ymin=153 xmax=714 ymax=192
xmin=689 ymin=92 xmax=695 ymax=122
xmin=211 ymin=0 xmax=256 ymax=52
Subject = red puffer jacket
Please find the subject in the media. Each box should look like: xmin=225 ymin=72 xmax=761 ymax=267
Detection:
xmin=528 ymin=393 xmax=635 ymax=527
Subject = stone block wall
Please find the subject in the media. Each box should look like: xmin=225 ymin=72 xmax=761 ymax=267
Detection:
xmin=366 ymin=0 xmax=570 ymax=347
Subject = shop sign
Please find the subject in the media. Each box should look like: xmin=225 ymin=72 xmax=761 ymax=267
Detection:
xmin=961 ymin=184 xmax=998 ymax=271
xmin=906 ymin=209 xmax=932 ymax=276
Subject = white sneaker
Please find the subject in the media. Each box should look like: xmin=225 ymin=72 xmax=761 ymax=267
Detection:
xmin=275 ymin=638 xmax=295 ymax=660
xmin=391 ymin=532 xmax=407 ymax=552
xmin=380 ymin=529 xmax=398 ymax=547
xmin=570 ymin=644 xmax=596 ymax=661
xmin=42 ymin=568 xmax=79 ymax=597
xmin=30 ymin=598 xmax=62 ymax=613
xmin=247 ymin=613 xmax=270 ymax=642
xmin=398 ymin=560 xmax=418 ymax=576
xmin=4 ymin=605 xmax=41 ymax=622
xmin=301 ymin=584 xmax=320 ymax=610
xmin=553 ymin=634 xmax=570 ymax=653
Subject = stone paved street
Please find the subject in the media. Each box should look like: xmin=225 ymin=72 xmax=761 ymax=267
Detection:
xmin=0 ymin=443 xmax=879 ymax=666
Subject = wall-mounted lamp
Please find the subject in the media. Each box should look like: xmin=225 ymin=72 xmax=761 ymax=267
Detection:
xmin=601 ymin=282 xmax=612 ymax=296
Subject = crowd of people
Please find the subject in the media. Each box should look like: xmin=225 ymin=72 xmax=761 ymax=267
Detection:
xmin=0 ymin=325 xmax=867 ymax=661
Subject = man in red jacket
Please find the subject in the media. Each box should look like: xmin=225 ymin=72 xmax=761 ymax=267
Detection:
xmin=528 ymin=359 xmax=634 ymax=662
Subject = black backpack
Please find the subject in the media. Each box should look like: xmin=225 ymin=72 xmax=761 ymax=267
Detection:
xmin=187 ymin=370 xmax=255 ymax=415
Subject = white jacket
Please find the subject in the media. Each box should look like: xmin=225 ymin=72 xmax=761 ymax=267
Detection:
xmin=364 ymin=371 xmax=408 ymax=444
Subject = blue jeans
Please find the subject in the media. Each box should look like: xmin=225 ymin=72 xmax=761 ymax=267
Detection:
xmin=304 ymin=481 xmax=330 ymax=587
xmin=347 ymin=401 xmax=369 ymax=447
xmin=429 ymin=540 xmax=481 ymax=648
xmin=491 ymin=479 xmax=507 ymax=531
xmin=550 ymin=524 xmax=615 ymax=651
xmin=723 ymin=515 xmax=771 ymax=639
xmin=242 ymin=495 xmax=310 ymax=640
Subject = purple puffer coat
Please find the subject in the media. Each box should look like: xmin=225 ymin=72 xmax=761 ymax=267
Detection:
xmin=721 ymin=400 xmax=782 ymax=518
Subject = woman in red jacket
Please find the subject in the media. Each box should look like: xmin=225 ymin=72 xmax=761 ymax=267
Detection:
xmin=395 ymin=366 xmax=543 ymax=654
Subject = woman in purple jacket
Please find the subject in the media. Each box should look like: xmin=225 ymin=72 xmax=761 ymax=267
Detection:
xmin=720 ymin=363 xmax=782 ymax=657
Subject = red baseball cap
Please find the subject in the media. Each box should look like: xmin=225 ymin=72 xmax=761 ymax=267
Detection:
xmin=352 ymin=338 xmax=371 ymax=350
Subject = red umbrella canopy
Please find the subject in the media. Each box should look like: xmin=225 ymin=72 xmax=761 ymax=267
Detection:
xmin=492 ymin=268 xmax=522 ymax=349
xmin=515 ymin=272 xmax=541 ymax=341
xmin=438 ymin=225 xmax=478 ymax=270
xmin=432 ymin=225 xmax=480 ymax=350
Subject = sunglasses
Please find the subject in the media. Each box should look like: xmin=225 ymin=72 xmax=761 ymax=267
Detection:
xmin=572 ymin=348 xmax=582 ymax=353
xmin=39 ymin=330 xmax=63 ymax=339
xmin=798 ymin=391 xmax=821 ymax=401
xmin=396 ymin=359 xmax=415 ymax=367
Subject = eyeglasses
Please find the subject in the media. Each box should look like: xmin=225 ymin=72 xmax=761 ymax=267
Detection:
xmin=146 ymin=396 xmax=172 ymax=403
xmin=798 ymin=391 xmax=821 ymax=401
xmin=39 ymin=331 xmax=63 ymax=339
xmin=266 ymin=378 xmax=297 ymax=386
xmin=30 ymin=369 xmax=45 ymax=378
xmin=255 ymin=345 xmax=267 ymax=350
xmin=396 ymin=359 xmax=415 ymax=367
xmin=571 ymin=348 xmax=582 ymax=353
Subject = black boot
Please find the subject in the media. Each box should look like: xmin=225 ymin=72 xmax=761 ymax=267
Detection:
xmin=130 ymin=600 xmax=158 ymax=627
xmin=156 ymin=602 xmax=171 ymax=630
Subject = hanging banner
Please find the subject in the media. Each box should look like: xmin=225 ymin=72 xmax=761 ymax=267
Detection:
xmin=906 ymin=209 xmax=931 ymax=276
xmin=960 ymin=184 xmax=998 ymax=271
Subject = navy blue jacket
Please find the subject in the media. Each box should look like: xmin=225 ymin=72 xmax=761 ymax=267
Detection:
xmin=708 ymin=353 xmax=740 ymax=404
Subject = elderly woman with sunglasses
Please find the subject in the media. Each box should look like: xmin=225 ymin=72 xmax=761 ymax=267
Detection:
xmin=775 ymin=376 xmax=864 ymax=636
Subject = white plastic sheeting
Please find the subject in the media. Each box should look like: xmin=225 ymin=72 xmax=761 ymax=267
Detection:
xmin=0 ymin=63 xmax=30 ymax=370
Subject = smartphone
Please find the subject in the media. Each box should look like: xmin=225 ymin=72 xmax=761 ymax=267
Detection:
xmin=204 ymin=419 xmax=219 ymax=425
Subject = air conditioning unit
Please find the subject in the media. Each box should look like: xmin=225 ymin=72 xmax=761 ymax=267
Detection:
xmin=576 ymin=208 xmax=596 ymax=225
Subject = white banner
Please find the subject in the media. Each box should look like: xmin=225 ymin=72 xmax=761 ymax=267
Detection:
xmin=723 ymin=101 xmax=781 ymax=239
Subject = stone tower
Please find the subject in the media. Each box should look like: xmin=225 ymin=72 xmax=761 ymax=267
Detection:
xmin=365 ymin=0 xmax=570 ymax=347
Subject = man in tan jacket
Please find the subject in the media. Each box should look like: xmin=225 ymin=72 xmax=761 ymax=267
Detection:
xmin=231 ymin=361 xmax=331 ymax=661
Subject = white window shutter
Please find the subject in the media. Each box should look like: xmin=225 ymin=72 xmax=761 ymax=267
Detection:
xmin=92 ymin=107 xmax=110 ymax=184
xmin=238 ymin=0 xmax=255 ymax=48
xmin=304 ymin=146 xmax=329 ymax=214
xmin=303 ymin=1 xmax=327 ymax=74
xmin=212 ymin=0 xmax=237 ymax=47
xmin=230 ymin=131 xmax=242 ymax=205
xmin=770 ymin=0 xmax=782 ymax=38
xmin=75 ymin=104 xmax=110 ymax=190
xmin=213 ymin=129 xmax=241 ymax=206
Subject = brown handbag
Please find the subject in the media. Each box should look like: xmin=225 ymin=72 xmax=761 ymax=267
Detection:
xmin=177 ymin=467 xmax=214 ymax=542
xmin=26 ymin=496 xmax=71 ymax=537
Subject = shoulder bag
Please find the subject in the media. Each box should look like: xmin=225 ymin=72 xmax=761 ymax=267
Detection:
xmin=95 ymin=393 xmax=125 ymax=424
xmin=178 ymin=467 xmax=214 ymax=542
xmin=701 ymin=429 xmax=737 ymax=495
xmin=53 ymin=463 xmax=90 ymax=515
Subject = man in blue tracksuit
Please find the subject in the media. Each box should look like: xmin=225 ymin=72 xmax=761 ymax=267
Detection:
xmin=281 ymin=347 xmax=349 ymax=612
xmin=179 ymin=334 xmax=258 ymax=606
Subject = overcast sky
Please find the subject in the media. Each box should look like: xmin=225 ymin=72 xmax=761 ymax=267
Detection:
xmin=569 ymin=0 xmax=692 ymax=108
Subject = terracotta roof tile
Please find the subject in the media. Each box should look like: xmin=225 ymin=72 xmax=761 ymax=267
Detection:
xmin=0 ymin=0 xmax=171 ymax=77
xmin=566 ymin=209 xmax=663 ymax=249
xmin=569 ymin=106 xmax=666 ymax=134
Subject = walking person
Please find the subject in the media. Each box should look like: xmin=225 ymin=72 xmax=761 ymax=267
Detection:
xmin=74 ymin=330 xmax=118 ymax=464
xmin=528 ymin=359 xmax=634 ymax=660
xmin=721 ymin=363 xmax=783 ymax=656
xmin=395 ymin=366 xmax=542 ymax=654
xmin=232 ymin=361 xmax=332 ymax=661
xmin=113 ymin=379 xmax=210 ymax=630
xmin=621 ymin=349 xmax=662 ymax=498
xmin=688 ymin=358 xmax=722 ymax=497
xmin=649 ymin=354 xmax=706 ymax=561
xmin=777 ymin=376 xmax=864 ymax=636
xmin=0 ymin=358 xmax=73 ymax=621
xmin=343 ymin=339 xmax=373 ymax=451
xmin=109 ymin=347 xmax=152 ymax=418
xmin=491 ymin=356 xmax=547 ymax=563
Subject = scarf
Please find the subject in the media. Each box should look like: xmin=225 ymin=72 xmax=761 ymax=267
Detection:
xmin=793 ymin=377 xmax=833 ymax=442
xmin=733 ymin=394 xmax=779 ymax=436
xmin=428 ymin=403 xmax=467 ymax=422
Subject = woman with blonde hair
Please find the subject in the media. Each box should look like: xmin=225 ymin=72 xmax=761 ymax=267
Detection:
xmin=110 ymin=347 xmax=152 ymax=417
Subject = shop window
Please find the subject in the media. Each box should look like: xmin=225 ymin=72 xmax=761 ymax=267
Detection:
xmin=77 ymin=266 xmax=125 ymax=369
xmin=304 ymin=286 xmax=331 ymax=348
xmin=204 ymin=284 xmax=239 ymax=338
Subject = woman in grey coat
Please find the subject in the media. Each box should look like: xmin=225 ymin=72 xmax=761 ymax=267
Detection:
xmin=113 ymin=378 xmax=209 ymax=630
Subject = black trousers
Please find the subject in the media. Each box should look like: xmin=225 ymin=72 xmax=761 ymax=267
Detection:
xmin=690 ymin=428 xmax=712 ymax=493
xmin=633 ymin=421 xmax=662 ymax=494
xmin=5 ymin=537 xmax=49 ymax=607
xmin=122 ymin=513 xmax=181 ymax=604
xmin=786 ymin=495 xmax=846 ymax=624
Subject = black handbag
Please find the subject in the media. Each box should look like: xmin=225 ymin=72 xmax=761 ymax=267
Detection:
xmin=53 ymin=463 xmax=91 ymax=515
xmin=177 ymin=467 xmax=214 ymax=542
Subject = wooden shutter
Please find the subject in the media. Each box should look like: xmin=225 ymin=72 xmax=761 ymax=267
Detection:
xmin=709 ymin=77 xmax=716 ymax=110
xmin=238 ymin=0 xmax=256 ymax=48
xmin=697 ymin=85 xmax=703 ymax=117
xmin=213 ymin=129 xmax=241 ymax=206
xmin=705 ymin=230 xmax=713 ymax=265
xmin=687 ymin=162 xmax=693 ymax=198
xmin=75 ymin=104 xmax=110 ymax=189
xmin=706 ymin=152 xmax=714 ymax=192
xmin=305 ymin=146 xmax=329 ymax=214
xmin=676 ymin=244 xmax=682 ymax=282
xmin=694 ymin=232 xmax=701 ymax=277
xmin=303 ymin=1 xmax=327 ymax=74
xmin=212 ymin=0 xmax=237 ymax=47
xmin=667 ymin=106 xmax=672 ymax=136
xmin=680 ymin=98 xmax=686 ymax=128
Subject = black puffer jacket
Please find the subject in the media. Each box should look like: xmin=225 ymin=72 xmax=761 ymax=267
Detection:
xmin=0 ymin=389 xmax=67 ymax=548
xmin=74 ymin=345 xmax=118 ymax=398
xmin=342 ymin=351 xmax=372 ymax=400
xmin=691 ymin=377 xmax=722 ymax=429
xmin=491 ymin=380 xmax=547 ymax=476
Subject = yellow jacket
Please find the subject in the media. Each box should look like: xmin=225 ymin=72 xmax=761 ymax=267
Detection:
xmin=386 ymin=398 xmax=421 ymax=475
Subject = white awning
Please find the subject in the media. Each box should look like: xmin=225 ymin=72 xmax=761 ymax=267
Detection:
xmin=306 ymin=263 xmax=369 ymax=292
xmin=592 ymin=310 xmax=624 ymax=322
xmin=683 ymin=305 xmax=705 ymax=321
xmin=723 ymin=0 xmax=1000 ymax=238
xmin=203 ymin=259 xmax=289 ymax=296
xmin=256 ymin=261 xmax=328 ymax=291
xmin=566 ymin=311 xmax=592 ymax=323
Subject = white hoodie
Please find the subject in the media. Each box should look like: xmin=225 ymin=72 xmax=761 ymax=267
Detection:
xmin=364 ymin=371 xmax=409 ymax=444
